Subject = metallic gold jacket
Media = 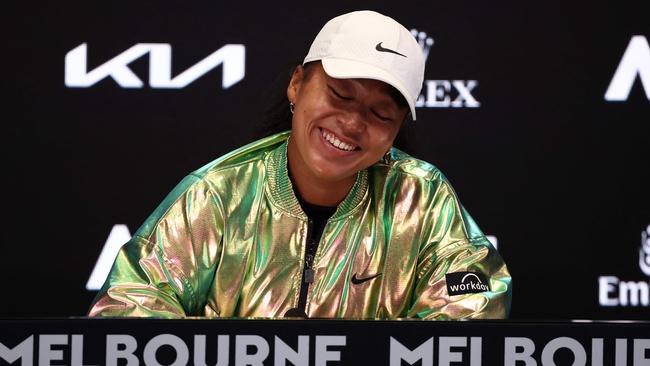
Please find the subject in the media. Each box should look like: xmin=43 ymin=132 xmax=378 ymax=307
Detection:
xmin=89 ymin=132 xmax=511 ymax=319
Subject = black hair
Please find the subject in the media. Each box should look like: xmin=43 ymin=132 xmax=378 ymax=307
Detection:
xmin=251 ymin=63 xmax=419 ymax=155
xmin=250 ymin=64 xmax=296 ymax=141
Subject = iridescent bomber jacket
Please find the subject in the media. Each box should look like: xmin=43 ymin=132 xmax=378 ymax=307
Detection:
xmin=89 ymin=132 xmax=512 ymax=319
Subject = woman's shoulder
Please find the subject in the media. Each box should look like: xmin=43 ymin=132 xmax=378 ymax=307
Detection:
xmin=132 ymin=133 xmax=290 ymax=239
xmin=380 ymin=147 xmax=447 ymax=184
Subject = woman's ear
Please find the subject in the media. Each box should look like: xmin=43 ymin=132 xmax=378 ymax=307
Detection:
xmin=287 ymin=65 xmax=304 ymax=103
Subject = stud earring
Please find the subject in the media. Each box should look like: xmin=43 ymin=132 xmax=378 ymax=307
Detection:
xmin=383 ymin=150 xmax=391 ymax=164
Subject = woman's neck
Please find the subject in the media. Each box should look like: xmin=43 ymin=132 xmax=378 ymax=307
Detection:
xmin=291 ymin=174 xmax=354 ymax=207
xmin=286 ymin=141 xmax=356 ymax=207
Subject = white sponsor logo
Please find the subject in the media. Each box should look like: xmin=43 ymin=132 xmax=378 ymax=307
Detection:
xmin=486 ymin=235 xmax=498 ymax=249
xmin=411 ymin=29 xmax=481 ymax=108
xmin=4 ymin=333 xmax=650 ymax=365
xmin=449 ymin=273 xmax=490 ymax=293
xmin=86 ymin=224 xmax=131 ymax=290
xmin=0 ymin=334 xmax=346 ymax=366
xmin=640 ymin=225 xmax=650 ymax=276
xmin=463 ymin=273 xmax=482 ymax=283
xmin=390 ymin=336 xmax=482 ymax=366
xmin=604 ymin=35 xmax=650 ymax=101
xmin=598 ymin=224 xmax=650 ymax=307
xmin=65 ymin=43 xmax=245 ymax=89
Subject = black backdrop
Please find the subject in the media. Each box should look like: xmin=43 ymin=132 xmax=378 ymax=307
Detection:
xmin=3 ymin=0 xmax=649 ymax=320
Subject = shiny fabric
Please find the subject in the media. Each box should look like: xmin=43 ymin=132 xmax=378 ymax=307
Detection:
xmin=89 ymin=132 xmax=512 ymax=319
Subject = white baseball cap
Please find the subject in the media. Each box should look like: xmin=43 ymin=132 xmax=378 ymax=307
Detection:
xmin=304 ymin=10 xmax=425 ymax=120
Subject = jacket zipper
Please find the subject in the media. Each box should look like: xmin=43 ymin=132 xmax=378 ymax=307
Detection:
xmin=296 ymin=218 xmax=315 ymax=315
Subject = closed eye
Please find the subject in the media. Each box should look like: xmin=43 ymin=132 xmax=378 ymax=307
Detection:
xmin=371 ymin=109 xmax=391 ymax=122
xmin=328 ymin=85 xmax=352 ymax=101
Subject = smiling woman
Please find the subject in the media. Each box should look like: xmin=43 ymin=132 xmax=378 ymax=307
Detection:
xmin=287 ymin=62 xmax=407 ymax=207
xmin=89 ymin=10 xmax=512 ymax=319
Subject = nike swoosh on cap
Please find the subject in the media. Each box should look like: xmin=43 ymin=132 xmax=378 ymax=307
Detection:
xmin=375 ymin=42 xmax=407 ymax=58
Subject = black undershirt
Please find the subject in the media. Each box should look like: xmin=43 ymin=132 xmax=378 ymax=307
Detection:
xmin=284 ymin=193 xmax=336 ymax=318
xmin=297 ymin=195 xmax=337 ymax=243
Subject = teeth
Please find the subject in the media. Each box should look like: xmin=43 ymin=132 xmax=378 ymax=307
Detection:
xmin=322 ymin=130 xmax=357 ymax=151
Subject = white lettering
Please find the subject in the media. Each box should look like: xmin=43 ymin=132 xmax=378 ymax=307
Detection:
xmin=619 ymin=281 xmax=650 ymax=306
xmin=450 ymin=283 xmax=488 ymax=293
xmin=65 ymin=43 xmax=245 ymax=89
xmin=540 ymin=337 xmax=586 ymax=366
xmin=86 ymin=224 xmax=132 ymax=290
xmin=148 ymin=45 xmax=245 ymax=89
xmin=274 ymin=336 xmax=309 ymax=366
xmin=634 ymin=339 xmax=650 ymax=366
xmin=592 ymin=338 xmax=603 ymax=366
xmin=143 ymin=334 xmax=189 ymax=366
xmin=616 ymin=339 xmax=627 ymax=366
xmin=599 ymin=276 xmax=650 ymax=307
xmin=71 ymin=335 xmax=97 ymax=366
xmin=598 ymin=276 xmax=619 ymax=306
xmin=235 ymin=335 xmax=269 ymax=366
xmin=39 ymin=335 xmax=67 ymax=366
xmin=106 ymin=334 xmax=138 ymax=366
xmin=0 ymin=335 xmax=33 ymax=366
xmin=504 ymin=337 xmax=537 ymax=366
xmin=416 ymin=80 xmax=480 ymax=108
xmin=452 ymin=80 xmax=480 ymax=107
xmin=605 ymin=35 xmax=650 ymax=101
xmin=390 ymin=337 xmax=433 ymax=366
xmin=194 ymin=335 xmax=228 ymax=366
xmin=486 ymin=235 xmax=498 ymax=249
xmin=425 ymin=80 xmax=451 ymax=107
xmin=470 ymin=337 xmax=482 ymax=366
xmin=65 ymin=44 xmax=147 ymax=87
xmin=315 ymin=336 xmax=346 ymax=366
xmin=439 ymin=337 xmax=465 ymax=366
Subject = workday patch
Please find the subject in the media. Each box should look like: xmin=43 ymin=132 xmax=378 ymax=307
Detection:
xmin=446 ymin=271 xmax=491 ymax=296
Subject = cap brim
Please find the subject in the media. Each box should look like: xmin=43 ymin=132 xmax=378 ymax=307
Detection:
xmin=319 ymin=58 xmax=417 ymax=120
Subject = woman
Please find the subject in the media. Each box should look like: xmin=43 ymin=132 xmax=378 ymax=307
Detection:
xmin=89 ymin=10 xmax=511 ymax=319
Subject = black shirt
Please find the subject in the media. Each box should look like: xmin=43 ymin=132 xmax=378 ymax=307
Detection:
xmin=285 ymin=194 xmax=336 ymax=317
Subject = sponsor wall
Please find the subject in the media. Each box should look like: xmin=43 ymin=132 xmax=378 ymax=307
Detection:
xmin=4 ymin=0 xmax=649 ymax=319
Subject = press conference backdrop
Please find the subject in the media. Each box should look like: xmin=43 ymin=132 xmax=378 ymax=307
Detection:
xmin=3 ymin=0 xmax=649 ymax=319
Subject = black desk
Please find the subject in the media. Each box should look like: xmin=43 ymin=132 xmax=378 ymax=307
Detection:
xmin=1 ymin=318 xmax=649 ymax=365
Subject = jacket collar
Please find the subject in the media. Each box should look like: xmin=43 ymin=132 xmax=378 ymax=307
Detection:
xmin=265 ymin=135 xmax=368 ymax=221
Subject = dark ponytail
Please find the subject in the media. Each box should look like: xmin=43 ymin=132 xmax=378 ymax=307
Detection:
xmin=250 ymin=65 xmax=296 ymax=141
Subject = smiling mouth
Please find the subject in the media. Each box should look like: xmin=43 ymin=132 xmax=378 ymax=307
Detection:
xmin=320 ymin=128 xmax=359 ymax=152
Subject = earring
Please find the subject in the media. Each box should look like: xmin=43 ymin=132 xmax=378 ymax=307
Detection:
xmin=383 ymin=150 xmax=391 ymax=164
xmin=289 ymin=102 xmax=295 ymax=114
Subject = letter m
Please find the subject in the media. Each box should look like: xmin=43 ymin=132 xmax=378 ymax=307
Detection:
xmin=390 ymin=337 xmax=433 ymax=366
xmin=619 ymin=281 xmax=650 ymax=306
xmin=0 ymin=336 xmax=33 ymax=366
xmin=604 ymin=35 xmax=650 ymax=101
xmin=65 ymin=43 xmax=245 ymax=89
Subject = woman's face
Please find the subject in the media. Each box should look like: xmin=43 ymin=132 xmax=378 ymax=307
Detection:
xmin=287 ymin=63 xmax=408 ymax=184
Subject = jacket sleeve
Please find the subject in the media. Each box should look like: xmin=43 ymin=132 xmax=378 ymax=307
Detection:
xmin=407 ymin=178 xmax=512 ymax=319
xmin=88 ymin=174 xmax=225 ymax=317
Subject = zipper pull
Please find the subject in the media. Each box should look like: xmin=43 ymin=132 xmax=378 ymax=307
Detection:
xmin=304 ymin=219 xmax=316 ymax=284
xmin=304 ymin=254 xmax=314 ymax=283
xmin=304 ymin=268 xmax=315 ymax=283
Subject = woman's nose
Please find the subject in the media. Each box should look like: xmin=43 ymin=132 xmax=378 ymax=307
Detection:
xmin=338 ymin=108 xmax=366 ymax=137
